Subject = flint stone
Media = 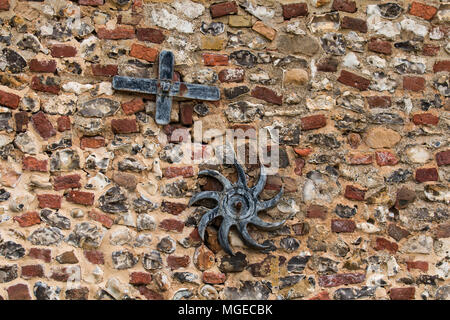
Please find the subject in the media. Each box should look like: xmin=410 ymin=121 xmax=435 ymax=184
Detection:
xmin=112 ymin=250 xmax=138 ymax=269
xmin=28 ymin=227 xmax=64 ymax=246
xmin=98 ymin=186 xmax=129 ymax=214
xmin=0 ymin=241 xmax=25 ymax=260
xmin=66 ymin=222 xmax=104 ymax=248
xmin=78 ymin=98 xmax=120 ymax=118
xmin=40 ymin=209 xmax=71 ymax=230
xmin=143 ymin=250 xmax=163 ymax=270
xmin=0 ymin=264 xmax=18 ymax=283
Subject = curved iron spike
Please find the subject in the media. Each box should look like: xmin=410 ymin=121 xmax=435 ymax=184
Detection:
xmin=198 ymin=207 xmax=220 ymax=240
xmin=218 ymin=219 xmax=234 ymax=255
xmin=188 ymin=191 xmax=220 ymax=207
xmin=257 ymin=188 xmax=283 ymax=211
xmin=238 ymin=222 xmax=270 ymax=250
xmin=233 ymin=158 xmax=247 ymax=186
xmin=251 ymin=163 xmax=267 ymax=197
xmin=249 ymin=215 xmax=287 ymax=231
xmin=198 ymin=170 xmax=233 ymax=189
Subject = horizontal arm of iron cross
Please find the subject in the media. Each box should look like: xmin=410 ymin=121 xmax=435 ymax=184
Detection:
xmin=112 ymin=50 xmax=220 ymax=125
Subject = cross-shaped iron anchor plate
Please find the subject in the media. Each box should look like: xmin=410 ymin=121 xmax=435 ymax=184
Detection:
xmin=112 ymin=50 xmax=221 ymax=125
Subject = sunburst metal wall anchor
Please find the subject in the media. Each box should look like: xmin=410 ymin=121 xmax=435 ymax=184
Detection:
xmin=189 ymin=158 xmax=287 ymax=255
xmin=112 ymin=50 xmax=220 ymax=125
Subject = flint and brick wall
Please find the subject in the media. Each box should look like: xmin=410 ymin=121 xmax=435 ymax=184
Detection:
xmin=0 ymin=0 xmax=449 ymax=300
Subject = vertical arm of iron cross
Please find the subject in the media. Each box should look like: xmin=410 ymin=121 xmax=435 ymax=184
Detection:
xmin=156 ymin=51 xmax=175 ymax=125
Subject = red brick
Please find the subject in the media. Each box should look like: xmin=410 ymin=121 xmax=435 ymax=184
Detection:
xmin=0 ymin=89 xmax=20 ymax=109
xmin=129 ymin=43 xmax=158 ymax=62
xmin=318 ymin=273 xmax=365 ymax=287
xmin=163 ymin=124 xmax=190 ymax=143
xmin=210 ymin=1 xmax=238 ymax=18
xmin=294 ymin=158 xmax=305 ymax=176
xmin=21 ymin=264 xmax=44 ymax=279
xmin=403 ymin=76 xmax=425 ymax=92
xmin=28 ymin=248 xmax=51 ymax=263
xmin=189 ymin=228 xmax=202 ymax=244
xmin=138 ymin=286 xmax=164 ymax=300
xmin=31 ymin=111 xmax=56 ymax=139
xmin=306 ymin=204 xmax=327 ymax=220
xmin=161 ymin=201 xmax=187 ymax=215
xmin=251 ymin=86 xmax=282 ymax=105
xmin=409 ymin=2 xmax=437 ymax=21
xmin=111 ymin=118 xmax=138 ymax=134
xmin=301 ymin=114 xmax=326 ymax=130
xmin=91 ymin=64 xmax=118 ymax=77
xmin=31 ymin=76 xmax=60 ymax=94
xmin=84 ymin=250 xmax=104 ymax=265
xmin=50 ymin=44 xmax=77 ymax=58
xmin=317 ymin=57 xmax=338 ymax=72
xmin=7 ymin=283 xmax=31 ymax=300
xmin=338 ymin=70 xmax=370 ymax=90
xmin=67 ymin=191 xmax=95 ymax=206
xmin=282 ymin=3 xmax=308 ymax=20
xmin=88 ymin=209 xmax=114 ymax=229
xmin=112 ymin=172 xmax=137 ymax=190
xmin=203 ymin=53 xmax=228 ymax=66
xmin=293 ymin=148 xmax=313 ymax=157
xmin=422 ymin=44 xmax=440 ymax=56
xmin=130 ymin=272 xmax=152 ymax=285
xmin=415 ymin=168 xmax=439 ymax=183
xmin=341 ymin=16 xmax=367 ymax=33
xmin=65 ymin=287 xmax=89 ymax=300
xmin=79 ymin=0 xmax=103 ymax=5
xmin=57 ymin=116 xmax=70 ymax=132
xmin=388 ymin=224 xmax=410 ymax=242
xmin=80 ymin=136 xmax=105 ymax=149
xmin=435 ymin=223 xmax=450 ymax=239
xmin=50 ymin=267 xmax=71 ymax=282
xmin=96 ymin=26 xmax=135 ymax=39
xmin=0 ymin=0 xmax=9 ymax=11
xmin=23 ymin=156 xmax=47 ymax=172
xmin=202 ymin=271 xmax=226 ymax=284
xmin=37 ymin=194 xmax=62 ymax=209
xmin=436 ymin=150 xmax=450 ymax=166
xmin=344 ymin=185 xmax=366 ymax=201
xmin=412 ymin=113 xmax=439 ymax=125
xmin=14 ymin=211 xmax=41 ymax=227
xmin=29 ymin=59 xmax=57 ymax=73
xmin=332 ymin=0 xmax=356 ymax=13
xmin=347 ymin=153 xmax=373 ymax=165
xmin=375 ymin=151 xmax=398 ymax=166
xmin=180 ymin=102 xmax=194 ymax=125
xmin=218 ymin=68 xmax=245 ymax=83
xmin=53 ymin=174 xmax=81 ymax=191
xmin=406 ymin=261 xmax=428 ymax=272
xmin=159 ymin=219 xmax=184 ymax=232
xmin=433 ymin=60 xmax=450 ymax=73
xmin=163 ymin=166 xmax=194 ymax=178
xmin=374 ymin=237 xmax=398 ymax=253
xmin=136 ymin=28 xmax=165 ymax=43
xmin=368 ymin=38 xmax=392 ymax=55
xmin=309 ymin=291 xmax=331 ymax=300
xmin=167 ymin=255 xmax=190 ymax=270
xmin=331 ymin=219 xmax=356 ymax=233
xmin=390 ymin=287 xmax=415 ymax=300
xmin=367 ymin=96 xmax=391 ymax=108
xmin=14 ymin=111 xmax=28 ymax=132
xmin=122 ymin=98 xmax=145 ymax=115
